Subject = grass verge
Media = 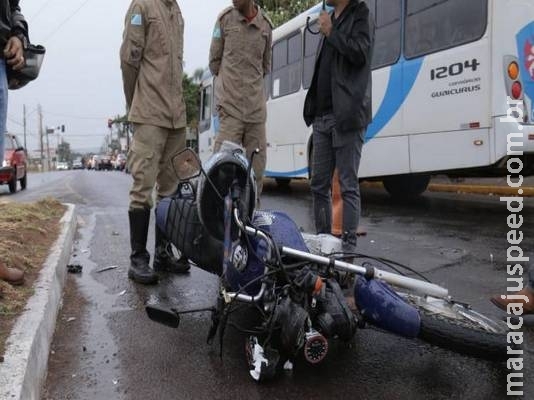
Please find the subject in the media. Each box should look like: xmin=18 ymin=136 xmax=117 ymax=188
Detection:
xmin=0 ymin=198 xmax=66 ymax=356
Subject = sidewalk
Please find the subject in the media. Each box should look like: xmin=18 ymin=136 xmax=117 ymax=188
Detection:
xmin=362 ymin=176 xmax=534 ymax=197
xmin=428 ymin=175 xmax=534 ymax=196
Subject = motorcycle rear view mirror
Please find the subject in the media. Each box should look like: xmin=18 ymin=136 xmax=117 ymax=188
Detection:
xmin=172 ymin=148 xmax=201 ymax=181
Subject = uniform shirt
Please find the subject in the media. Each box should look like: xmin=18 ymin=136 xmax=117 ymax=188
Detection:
xmin=120 ymin=0 xmax=186 ymax=130
xmin=209 ymin=6 xmax=273 ymax=124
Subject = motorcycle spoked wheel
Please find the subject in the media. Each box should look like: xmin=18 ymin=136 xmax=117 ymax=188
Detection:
xmin=398 ymin=292 xmax=509 ymax=361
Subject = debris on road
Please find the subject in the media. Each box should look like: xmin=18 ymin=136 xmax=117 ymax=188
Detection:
xmin=283 ymin=360 xmax=293 ymax=371
xmin=67 ymin=264 xmax=83 ymax=274
xmin=118 ymin=290 xmax=126 ymax=296
xmin=97 ymin=265 xmax=119 ymax=273
xmin=112 ymin=231 xmax=120 ymax=236
xmin=67 ymin=317 xmax=76 ymax=323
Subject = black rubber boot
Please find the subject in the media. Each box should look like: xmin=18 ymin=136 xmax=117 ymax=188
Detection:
xmin=128 ymin=208 xmax=158 ymax=285
xmin=153 ymin=225 xmax=190 ymax=274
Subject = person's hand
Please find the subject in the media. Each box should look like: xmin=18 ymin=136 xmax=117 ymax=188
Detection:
xmin=318 ymin=11 xmax=332 ymax=37
xmin=4 ymin=36 xmax=25 ymax=71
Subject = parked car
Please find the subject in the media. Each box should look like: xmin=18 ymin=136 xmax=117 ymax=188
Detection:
xmin=72 ymin=158 xmax=84 ymax=170
xmin=0 ymin=133 xmax=27 ymax=193
xmin=98 ymin=155 xmax=113 ymax=171
xmin=114 ymin=153 xmax=127 ymax=171
xmin=56 ymin=161 xmax=69 ymax=171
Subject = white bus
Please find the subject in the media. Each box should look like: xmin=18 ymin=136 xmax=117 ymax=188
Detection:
xmin=198 ymin=0 xmax=534 ymax=197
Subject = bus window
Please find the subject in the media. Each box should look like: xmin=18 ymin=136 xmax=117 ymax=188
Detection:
xmin=199 ymin=85 xmax=212 ymax=133
xmin=272 ymin=31 xmax=302 ymax=98
xmin=372 ymin=0 xmax=401 ymax=69
xmin=404 ymin=0 xmax=488 ymax=59
xmin=303 ymin=22 xmax=321 ymax=89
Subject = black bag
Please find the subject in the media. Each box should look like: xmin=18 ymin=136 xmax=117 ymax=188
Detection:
xmin=157 ymin=194 xmax=224 ymax=276
xmin=7 ymin=44 xmax=45 ymax=90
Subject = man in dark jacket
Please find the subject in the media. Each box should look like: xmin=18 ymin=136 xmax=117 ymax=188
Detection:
xmin=0 ymin=0 xmax=27 ymax=285
xmin=303 ymin=0 xmax=373 ymax=252
xmin=0 ymin=0 xmax=27 ymax=168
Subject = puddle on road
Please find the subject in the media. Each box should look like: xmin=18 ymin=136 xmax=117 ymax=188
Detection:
xmin=44 ymin=209 xmax=128 ymax=400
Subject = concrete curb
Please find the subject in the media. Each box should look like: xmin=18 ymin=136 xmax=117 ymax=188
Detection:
xmin=361 ymin=182 xmax=534 ymax=197
xmin=0 ymin=204 xmax=77 ymax=400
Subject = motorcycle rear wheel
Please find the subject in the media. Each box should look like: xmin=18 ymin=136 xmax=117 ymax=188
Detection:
xmin=400 ymin=293 xmax=509 ymax=361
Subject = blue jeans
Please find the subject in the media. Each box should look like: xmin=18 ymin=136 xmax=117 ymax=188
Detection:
xmin=310 ymin=114 xmax=365 ymax=237
xmin=0 ymin=59 xmax=7 ymax=166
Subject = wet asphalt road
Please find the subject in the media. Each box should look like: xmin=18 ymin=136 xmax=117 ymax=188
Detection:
xmin=4 ymin=170 xmax=533 ymax=400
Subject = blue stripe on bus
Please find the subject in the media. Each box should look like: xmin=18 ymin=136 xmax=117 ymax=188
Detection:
xmin=365 ymin=57 xmax=424 ymax=142
xmin=265 ymin=168 xmax=309 ymax=178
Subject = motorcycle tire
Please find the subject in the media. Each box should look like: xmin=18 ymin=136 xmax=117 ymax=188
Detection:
xmin=418 ymin=311 xmax=508 ymax=361
xmin=400 ymin=293 xmax=509 ymax=361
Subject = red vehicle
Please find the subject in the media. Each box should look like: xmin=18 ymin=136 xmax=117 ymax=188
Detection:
xmin=0 ymin=133 xmax=27 ymax=193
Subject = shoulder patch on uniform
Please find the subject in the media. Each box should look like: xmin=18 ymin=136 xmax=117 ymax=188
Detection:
xmin=260 ymin=9 xmax=274 ymax=29
xmin=217 ymin=6 xmax=234 ymax=22
xmin=213 ymin=27 xmax=222 ymax=39
xmin=131 ymin=13 xmax=142 ymax=26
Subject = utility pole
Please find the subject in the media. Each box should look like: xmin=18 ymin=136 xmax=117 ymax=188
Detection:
xmin=23 ymin=104 xmax=27 ymax=150
xmin=38 ymin=104 xmax=44 ymax=171
xmin=46 ymin=125 xmax=51 ymax=171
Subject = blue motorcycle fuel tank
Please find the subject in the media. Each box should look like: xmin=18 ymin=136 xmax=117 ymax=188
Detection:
xmin=354 ymin=277 xmax=421 ymax=338
xmin=225 ymin=211 xmax=310 ymax=296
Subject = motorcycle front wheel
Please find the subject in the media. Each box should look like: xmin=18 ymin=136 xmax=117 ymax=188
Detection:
xmin=399 ymin=293 xmax=509 ymax=361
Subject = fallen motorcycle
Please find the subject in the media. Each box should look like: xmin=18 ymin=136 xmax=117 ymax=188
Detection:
xmin=147 ymin=144 xmax=509 ymax=382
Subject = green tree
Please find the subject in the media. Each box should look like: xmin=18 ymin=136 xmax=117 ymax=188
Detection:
xmin=57 ymin=140 xmax=72 ymax=163
xmin=183 ymin=73 xmax=200 ymax=131
xmin=258 ymin=0 xmax=319 ymax=27
xmin=193 ymin=67 xmax=205 ymax=83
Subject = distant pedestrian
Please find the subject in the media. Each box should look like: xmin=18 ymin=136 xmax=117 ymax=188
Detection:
xmin=120 ymin=0 xmax=190 ymax=285
xmin=303 ymin=0 xmax=374 ymax=254
xmin=209 ymin=0 xmax=273 ymax=196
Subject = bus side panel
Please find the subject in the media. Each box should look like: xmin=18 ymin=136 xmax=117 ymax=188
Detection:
xmin=265 ymin=145 xmax=295 ymax=178
xmin=359 ymin=136 xmax=410 ymax=178
xmin=409 ymin=129 xmax=491 ymax=173
xmin=402 ymin=42 xmax=491 ymax=135
xmin=366 ymin=66 xmax=403 ymax=140
xmin=265 ymin=91 xmax=309 ymax=177
xmin=403 ymin=40 xmax=492 ymax=173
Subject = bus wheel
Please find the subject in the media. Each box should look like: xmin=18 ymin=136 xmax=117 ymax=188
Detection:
xmin=275 ymin=178 xmax=291 ymax=188
xmin=383 ymin=174 xmax=430 ymax=199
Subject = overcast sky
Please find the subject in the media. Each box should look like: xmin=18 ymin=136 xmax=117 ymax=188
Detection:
xmin=7 ymin=0 xmax=230 ymax=153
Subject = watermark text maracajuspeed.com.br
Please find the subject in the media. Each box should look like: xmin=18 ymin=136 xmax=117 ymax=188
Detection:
xmin=500 ymin=97 xmax=528 ymax=396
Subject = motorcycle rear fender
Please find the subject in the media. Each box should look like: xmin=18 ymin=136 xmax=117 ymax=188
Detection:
xmin=354 ymin=277 xmax=421 ymax=338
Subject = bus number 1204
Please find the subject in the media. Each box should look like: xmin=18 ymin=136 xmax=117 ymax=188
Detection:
xmin=430 ymin=59 xmax=480 ymax=81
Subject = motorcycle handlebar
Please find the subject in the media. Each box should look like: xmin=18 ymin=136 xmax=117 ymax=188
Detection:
xmin=232 ymin=208 xmax=449 ymax=300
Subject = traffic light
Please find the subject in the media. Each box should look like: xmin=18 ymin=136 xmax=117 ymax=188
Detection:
xmin=61 ymin=125 xmax=65 ymax=133
xmin=108 ymin=118 xmax=113 ymax=129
